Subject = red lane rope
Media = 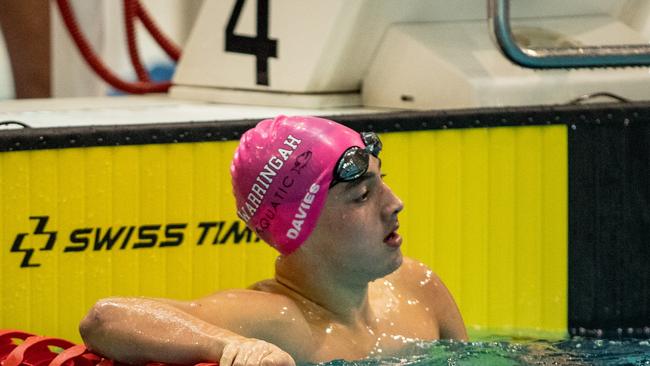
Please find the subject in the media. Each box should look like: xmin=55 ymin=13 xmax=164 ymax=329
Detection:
xmin=0 ymin=330 xmax=220 ymax=366
xmin=55 ymin=0 xmax=172 ymax=94
xmin=124 ymin=0 xmax=150 ymax=82
xmin=135 ymin=1 xmax=181 ymax=62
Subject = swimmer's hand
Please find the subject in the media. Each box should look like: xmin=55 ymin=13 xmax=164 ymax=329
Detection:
xmin=220 ymin=337 xmax=296 ymax=366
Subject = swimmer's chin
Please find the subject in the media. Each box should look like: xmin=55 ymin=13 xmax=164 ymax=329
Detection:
xmin=386 ymin=249 xmax=404 ymax=275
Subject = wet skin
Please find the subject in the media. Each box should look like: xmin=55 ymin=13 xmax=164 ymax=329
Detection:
xmin=80 ymin=157 xmax=467 ymax=365
xmin=250 ymin=257 xmax=465 ymax=362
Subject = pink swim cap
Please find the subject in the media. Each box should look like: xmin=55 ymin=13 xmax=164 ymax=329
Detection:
xmin=231 ymin=115 xmax=364 ymax=255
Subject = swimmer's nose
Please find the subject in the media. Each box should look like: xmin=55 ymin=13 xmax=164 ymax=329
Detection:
xmin=384 ymin=184 xmax=404 ymax=218
xmin=393 ymin=194 xmax=404 ymax=216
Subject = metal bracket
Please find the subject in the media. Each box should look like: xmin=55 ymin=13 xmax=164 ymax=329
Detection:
xmin=488 ymin=0 xmax=650 ymax=68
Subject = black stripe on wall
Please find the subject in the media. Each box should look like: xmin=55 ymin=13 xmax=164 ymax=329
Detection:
xmin=569 ymin=115 xmax=650 ymax=337
xmin=2 ymin=101 xmax=650 ymax=152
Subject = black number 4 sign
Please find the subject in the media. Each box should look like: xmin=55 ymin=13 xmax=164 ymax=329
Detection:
xmin=225 ymin=0 xmax=278 ymax=86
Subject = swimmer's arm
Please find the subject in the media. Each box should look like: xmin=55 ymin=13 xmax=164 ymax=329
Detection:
xmin=157 ymin=292 xmax=313 ymax=360
xmin=79 ymin=295 xmax=299 ymax=365
xmin=80 ymin=297 xmax=236 ymax=364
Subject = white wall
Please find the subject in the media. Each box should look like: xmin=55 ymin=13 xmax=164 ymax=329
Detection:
xmin=3 ymin=0 xmax=648 ymax=100
xmin=51 ymin=0 xmax=203 ymax=97
xmin=614 ymin=0 xmax=650 ymax=40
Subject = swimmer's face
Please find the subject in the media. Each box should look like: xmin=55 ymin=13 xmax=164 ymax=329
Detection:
xmin=309 ymin=156 xmax=404 ymax=281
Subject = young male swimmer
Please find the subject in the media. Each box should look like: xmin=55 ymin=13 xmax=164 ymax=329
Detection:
xmin=79 ymin=116 xmax=467 ymax=366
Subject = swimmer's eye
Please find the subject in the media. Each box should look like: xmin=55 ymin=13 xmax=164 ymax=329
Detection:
xmin=380 ymin=174 xmax=387 ymax=179
xmin=356 ymin=189 xmax=370 ymax=203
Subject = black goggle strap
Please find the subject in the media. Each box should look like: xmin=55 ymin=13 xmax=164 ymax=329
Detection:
xmin=360 ymin=132 xmax=382 ymax=157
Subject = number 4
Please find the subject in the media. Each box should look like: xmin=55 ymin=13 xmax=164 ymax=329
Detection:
xmin=225 ymin=0 xmax=278 ymax=86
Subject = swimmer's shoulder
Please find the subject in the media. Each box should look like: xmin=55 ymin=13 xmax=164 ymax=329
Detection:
xmin=185 ymin=284 xmax=314 ymax=358
xmin=201 ymin=282 xmax=310 ymax=327
xmin=390 ymin=257 xmax=468 ymax=340
xmin=247 ymin=280 xmax=316 ymax=357
xmin=246 ymin=279 xmax=315 ymax=328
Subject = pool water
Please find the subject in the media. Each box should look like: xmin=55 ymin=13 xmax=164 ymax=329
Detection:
xmin=313 ymin=337 xmax=650 ymax=365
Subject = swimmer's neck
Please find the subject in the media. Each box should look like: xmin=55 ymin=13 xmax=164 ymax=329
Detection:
xmin=274 ymin=254 xmax=375 ymax=327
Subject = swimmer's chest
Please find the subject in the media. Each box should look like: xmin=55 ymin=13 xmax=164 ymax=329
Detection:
xmin=307 ymin=285 xmax=440 ymax=362
xmin=310 ymin=317 xmax=439 ymax=362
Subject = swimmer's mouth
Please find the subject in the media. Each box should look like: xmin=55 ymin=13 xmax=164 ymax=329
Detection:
xmin=384 ymin=224 xmax=402 ymax=247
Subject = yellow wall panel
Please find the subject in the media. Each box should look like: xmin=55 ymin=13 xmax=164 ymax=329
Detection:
xmin=30 ymin=150 xmax=59 ymax=337
xmin=460 ymin=128 xmax=489 ymax=328
xmin=384 ymin=125 xmax=567 ymax=336
xmin=138 ymin=144 xmax=168 ymax=297
xmin=112 ymin=145 xmax=141 ymax=298
xmin=166 ymin=144 xmax=194 ymax=300
xmin=0 ymin=125 xmax=567 ymax=341
xmin=191 ymin=142 xmax=223 ymax=295
xmin=433 ymin=130 xmax=463 ymax=298
xmin=514 ymin=128 xmax=544 ymax=330
xmin=2 ymin=152 xmax=31 ymax=330
xmin=0 ymin=142 xmax=272 ymax=341
xmin=541 ymin=127 xmax=568 ymax=332
xmin=58 ymin=148 xmax=89 ymax=336
xmin=487 ymin=128 xmax=517 ymax=331
xmin=216 ymin=142 xmax=246 ymax=290
xmin=84 ymin=147 xmax=114 ymax=309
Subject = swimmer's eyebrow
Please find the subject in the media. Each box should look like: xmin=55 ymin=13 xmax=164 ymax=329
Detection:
xmin=343 ymin=171 xmax=377 ymax=192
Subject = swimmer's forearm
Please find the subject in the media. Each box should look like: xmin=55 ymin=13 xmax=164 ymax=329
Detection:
xmin=79 ymin=297 xmax=239 ymax=364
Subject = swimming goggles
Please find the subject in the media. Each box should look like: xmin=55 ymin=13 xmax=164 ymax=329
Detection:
xmin=330 ymin=132 xmax=382 ymax=188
